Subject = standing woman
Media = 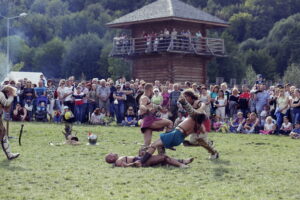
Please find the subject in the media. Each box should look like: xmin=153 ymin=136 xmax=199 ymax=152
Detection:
xmin=56 ymin=79 xmax=66 ymax=112
xmin=161 ymin=86 xmax=170 ymax=108
xmin=291 ymin=89 xmax=300 ymax=124
xmin=229 ymin=88 xmax=239 ymax=118
xmin=47 ymin=80 xmax=56 ymax=119
xmin=199 ymin=86 xmax=211 ymax=118
xmin=87 ymin=84 xmax=98 ymax=120
xmin=210 ymin=85 xmax=219 ymax=115
xmin=215 ymin=90 xmax=227 ymax=120
xmin=276 ymin=89 xmax=289 ymax=129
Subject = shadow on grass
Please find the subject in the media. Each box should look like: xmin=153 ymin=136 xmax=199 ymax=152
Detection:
xmin=211 ymin=159 xmax=230 ymax=165
xmin=0 ymin=159 xmax=31 ymax=171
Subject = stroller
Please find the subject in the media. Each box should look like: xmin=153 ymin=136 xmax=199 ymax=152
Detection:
xmin=35 ymin=96 xmax=48 ymax=122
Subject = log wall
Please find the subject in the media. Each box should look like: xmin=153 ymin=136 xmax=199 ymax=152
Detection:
xmin=132 ymin=54 xmax=207 ymax=84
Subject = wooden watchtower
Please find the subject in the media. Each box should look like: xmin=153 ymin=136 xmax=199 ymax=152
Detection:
xmin=107 ymin=0 xmax=229 ymax=84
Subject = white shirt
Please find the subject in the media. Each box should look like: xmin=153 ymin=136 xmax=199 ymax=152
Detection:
xmin=63 ymin=86 xmax=74 ymax=101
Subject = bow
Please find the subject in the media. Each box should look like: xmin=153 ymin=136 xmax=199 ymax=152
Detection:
xmin=19 ymin=124 xmax=24 ymax=146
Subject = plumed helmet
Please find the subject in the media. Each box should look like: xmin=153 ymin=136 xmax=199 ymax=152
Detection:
xmin=88 ymin=134 xmax=97 ymax=145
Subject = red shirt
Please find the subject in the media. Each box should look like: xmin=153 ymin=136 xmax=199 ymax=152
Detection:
xmin=239 ymin=92 xmax=250 ymax=99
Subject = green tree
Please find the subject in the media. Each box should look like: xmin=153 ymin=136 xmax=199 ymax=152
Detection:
xmin=62 ymin=33 xmax=102 ymax=79
xmin=283 ymin=64 xmax=300 ymax=87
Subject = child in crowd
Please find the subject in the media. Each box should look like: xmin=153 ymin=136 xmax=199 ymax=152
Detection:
xmin=243 ymin=113 xmax=259 ymax=134
xmin=290 ymin=122 xmax=300 ymax=139
xmin=62 ymin=106 xmax=75 ymax=123
xmin=260 ymin=105 xmax=270 ymax=127
xmin=279 ymin=116 xmax=293 ymax=136
xmin=122 ymin=106 xmax=137 ymax=127
xmin=229 ymin=112 xmax=245 ymax=133
xmin=53 ymin=110 xmax=62 ymax=123
xmin=259 ymin=116 xmax=276 ymax=135
xmin=24 ymin=99 xmax=33 ymax=121
xmin=158 ymin=106 xmax=170 ymax=120
xmin=174 ymin=110 xmax=186 ymax=127
xmin=213 ymin=115 xmax=229 ymax=133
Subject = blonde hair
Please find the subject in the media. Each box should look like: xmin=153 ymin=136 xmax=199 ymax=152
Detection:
xmin=266 ymin=116 xmax=273 ymax=122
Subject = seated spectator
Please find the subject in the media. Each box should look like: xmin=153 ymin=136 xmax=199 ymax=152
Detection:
xmin=90 ymin=108 xmax=105 ymax=125
xmin=174 ymin=110 xmax=186 ymax=127
xmin=290 ymin=122 xmax=300 ymax=139
xmin=229 ymin=112 xmax=245 ymax=133
xmin=280 ymin=116 xmax=293 ymax=136
xmin=53 ymin=110 xmax=62 ymax=123
xmin=260 ymin=105 xmax=270 ymax=127
xmin=12 ymin=103 xmax=27 ymax=122
xmin=243 ymin=112 xmax=260 ymax=134
xmin=24 ymin=99 xmax=33 ymax=121
xmin=259 ymin=116 xmax=276 ymax=135
xmin=213 ymin=115 xmax=228 ymax=133
xmin=158 ymin=106 xmax=170 ymax=119
xmin=122 ymin=106 xmax=137 ymax=127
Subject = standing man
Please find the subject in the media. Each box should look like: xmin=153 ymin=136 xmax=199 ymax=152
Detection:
xmin=169 ymin=84 xmax=181 ymax=122
xmin=97 ymin=79 xmax=110 ymax=113
xmin=139 ymin=83 xmax=173 ymax=146
xmin=0 ymin=86 xmax=19 ymax=160
xmin=123 ymin=81 xmax=136 ymax=112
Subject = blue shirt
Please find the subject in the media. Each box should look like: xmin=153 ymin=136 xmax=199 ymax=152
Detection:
xmin=292 ymin=128 xmax=300 ymax=134
xmin=34 ymin=87 xmax=47 ymax=97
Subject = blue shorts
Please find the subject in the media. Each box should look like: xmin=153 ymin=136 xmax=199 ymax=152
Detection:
xmin=160 ymin=129 xmax=186 ymax=149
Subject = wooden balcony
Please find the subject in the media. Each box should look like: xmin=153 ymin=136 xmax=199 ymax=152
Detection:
xmin=110 ymin=35 xmax=226 ymax=57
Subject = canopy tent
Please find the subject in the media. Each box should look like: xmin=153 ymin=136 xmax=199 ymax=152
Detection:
xmin=4 ymin=71 xmax=46 ymax=85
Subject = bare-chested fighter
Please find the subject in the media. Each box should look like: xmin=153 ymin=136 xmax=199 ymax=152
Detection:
xmin=180 ymin=90 xmax=218 ymax=159
xmin=105 ymin=153 xmax=193 ymax=168
xmin=139 ymin=94 xmax=219 ymax=165
xmin=0 ymin=85 xmax=20 ymax=160
xmin=139 ymin=83 xmax=173 ymax=146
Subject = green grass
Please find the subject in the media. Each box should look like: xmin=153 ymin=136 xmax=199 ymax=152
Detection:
xmin=1 ymin=122 xmax=300 ymax=200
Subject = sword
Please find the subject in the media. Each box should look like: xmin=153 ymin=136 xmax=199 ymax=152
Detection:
xmin=19 ymin=124 xmax=24 ymax=146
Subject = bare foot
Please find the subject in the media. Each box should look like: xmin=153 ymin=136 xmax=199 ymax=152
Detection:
xmin=183 ymin=158 xmax=194 ymax=165
xmin=179 ymin=164 xmax=189 ymax=168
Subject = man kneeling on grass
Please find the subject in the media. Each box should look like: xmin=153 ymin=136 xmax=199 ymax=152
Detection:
xmin=139 ymin=95 xmax=219 ymax=166
xmin=105 ymin=153 xmax=193 ymax=168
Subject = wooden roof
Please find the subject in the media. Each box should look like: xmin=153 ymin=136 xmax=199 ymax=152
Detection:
xmin=107 ymin=0 xmax=229 ymax=29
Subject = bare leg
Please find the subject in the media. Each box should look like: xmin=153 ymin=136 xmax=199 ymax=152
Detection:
xmin=143 ymin=129 xmax=152 ymax=146
xmin=149 ymin=119 xmax=173 ymax=132
xmin=144 ymin=155 xmax=166 ymax=167
xmin=165 ymin=156 xmax=188 ymax=168
xmin=0 ymin=120 xmax=19 ymax=160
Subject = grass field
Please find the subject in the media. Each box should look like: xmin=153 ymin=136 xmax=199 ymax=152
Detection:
xmin=0 ymin=122 xmax=300 ymax=200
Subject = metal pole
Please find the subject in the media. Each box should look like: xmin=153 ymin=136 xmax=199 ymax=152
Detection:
xmin=6 ymin=18 xmax=10 ymax=76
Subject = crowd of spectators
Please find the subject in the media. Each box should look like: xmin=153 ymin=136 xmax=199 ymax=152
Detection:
xmin=113 ymin=28 xmax=205 ymax=53
xmin=1 ymin=74 xmax=300 ymax=138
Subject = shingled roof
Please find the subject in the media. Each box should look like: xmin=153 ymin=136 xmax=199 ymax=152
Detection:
xmin=107 ymin=0 xmax=229 ymax=28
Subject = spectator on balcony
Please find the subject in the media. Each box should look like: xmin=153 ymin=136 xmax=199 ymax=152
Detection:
xmin=171 ymin=28 xmax=178 ymax=49
xmin=97 ymin=79 xmax=110 ymax=114
xmin=113 ymin=84 xmax=126 ymax=125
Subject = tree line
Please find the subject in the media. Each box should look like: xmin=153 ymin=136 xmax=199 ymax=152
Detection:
xmin=0 ymin=0 xmax=299 ymax=84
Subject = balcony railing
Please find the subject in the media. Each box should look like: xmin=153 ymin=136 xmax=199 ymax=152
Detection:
xmin=110 ymin=35 xmax=226 ymax=57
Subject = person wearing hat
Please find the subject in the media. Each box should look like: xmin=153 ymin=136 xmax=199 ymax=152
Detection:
xmin=0 ymin=85 xmax=19 ymax=160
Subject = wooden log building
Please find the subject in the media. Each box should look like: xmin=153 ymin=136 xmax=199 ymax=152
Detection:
xmin=107 ymin=0 xmax=229 ymax=84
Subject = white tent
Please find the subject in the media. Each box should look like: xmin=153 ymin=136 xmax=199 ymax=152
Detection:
xmin=4 ymin=71 xmax=46 ymax=85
